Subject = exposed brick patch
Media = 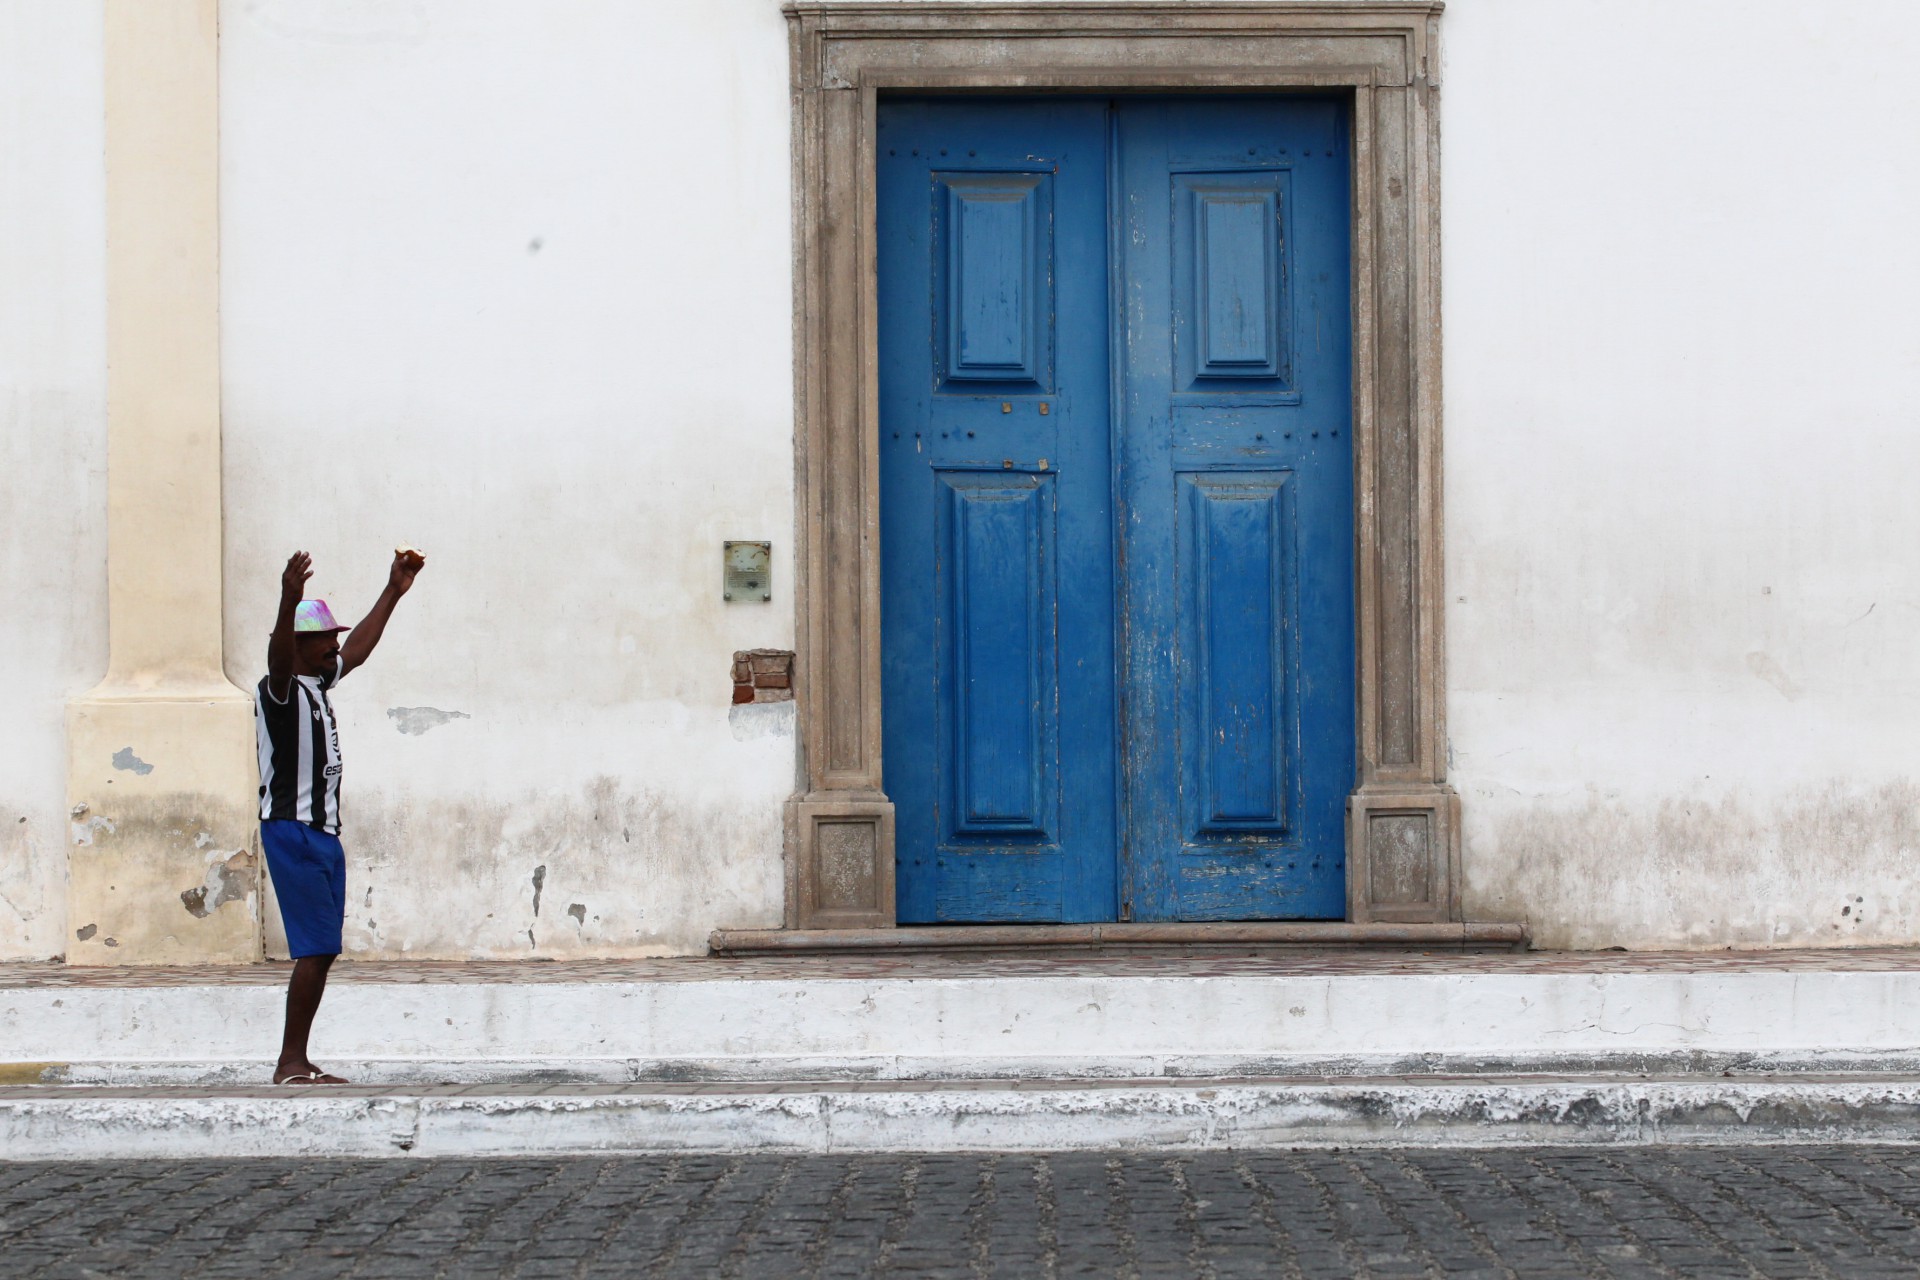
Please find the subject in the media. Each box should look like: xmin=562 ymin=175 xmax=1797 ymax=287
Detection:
xmin=733 ymin=649 xmax=795 ymax=705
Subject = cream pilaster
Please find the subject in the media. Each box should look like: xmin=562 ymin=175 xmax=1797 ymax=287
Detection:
xmin=66 ymin=0 xmax=259 ymax=964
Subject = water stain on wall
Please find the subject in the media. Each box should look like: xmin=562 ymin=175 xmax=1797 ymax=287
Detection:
xmin=0 ymin=809 xmax=50 ymax=935
xmin=1466 ymin=778 xmax=1920 ymax=949
xmin=332 ymin=776 xmax=781 ymax=959
xmin=1744 ymin=651 xmax=1802 ymax=701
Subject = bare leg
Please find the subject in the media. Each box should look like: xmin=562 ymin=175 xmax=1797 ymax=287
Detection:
xmin=274 ymin=954 xmax=345 ymax=1083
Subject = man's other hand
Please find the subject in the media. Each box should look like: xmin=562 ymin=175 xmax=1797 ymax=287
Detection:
xmin=282 ymin=551 xmax=313 ymax=602
xmin=389 ymin=547 xmax=426 ymax=595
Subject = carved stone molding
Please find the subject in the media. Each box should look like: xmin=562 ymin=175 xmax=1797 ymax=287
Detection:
xmin=786 ymin=1 xmax=1456 ymax=926
xmin=1348 ymin=785 xmax=1461 ymax=923
xmin=787 ymin=797 xmax=896 ymax=930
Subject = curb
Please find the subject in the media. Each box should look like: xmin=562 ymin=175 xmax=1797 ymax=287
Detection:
xmin=7 ymin=1077 xmax=1920 ymax=1159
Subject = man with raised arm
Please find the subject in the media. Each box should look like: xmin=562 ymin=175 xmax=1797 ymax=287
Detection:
xmin=256 ymin=547 xmax=425 ymax=1085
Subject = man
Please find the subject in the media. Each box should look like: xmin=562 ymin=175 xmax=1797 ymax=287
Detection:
xmin=257 ymin=547 xmax=424 ymax=1084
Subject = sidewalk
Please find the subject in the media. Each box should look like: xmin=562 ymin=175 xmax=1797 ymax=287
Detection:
xmin=8 ymin=948 xmax=1920 ymax=1156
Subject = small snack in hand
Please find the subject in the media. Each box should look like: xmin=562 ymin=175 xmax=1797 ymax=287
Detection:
xmin=394 ymin=544 xmax=426 ymax=568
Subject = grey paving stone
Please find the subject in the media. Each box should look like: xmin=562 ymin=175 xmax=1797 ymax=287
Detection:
xmin=5 ymin=1147 xmax=1920 ymax=1277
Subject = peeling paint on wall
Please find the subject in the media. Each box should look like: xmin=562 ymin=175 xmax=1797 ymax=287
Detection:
xmin=68 ymin=814 xmax=114 ymax=847
xmin=63 ymin=789 xmax=261 ymax=962
xmin=386 ymin=707 xmax=470 ymax=735
xmin=728 ymin=700 xmax=796 ymax=743
xmin=179 ymin=851 xmax=255 ymax=919
xmin=110 ymin=747 xmax=154 ymax=775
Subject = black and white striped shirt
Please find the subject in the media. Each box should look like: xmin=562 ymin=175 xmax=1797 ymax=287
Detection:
xmin=256 ymin=656 xmax=347 ymax=834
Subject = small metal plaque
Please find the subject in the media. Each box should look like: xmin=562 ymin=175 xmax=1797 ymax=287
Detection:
xmin=723 ymin=541 xmax=772 ymax=602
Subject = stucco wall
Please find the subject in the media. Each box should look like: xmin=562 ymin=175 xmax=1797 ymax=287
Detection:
xmin=0 ymin=1 xmax=108 ymax=959
xmin=5 ymin=0 xmax=1918 ymax=959
xmin=1443 ymin=0 xmax=1920 ymax=946
xmin=218 ymin=0 xmax=795 ymax=958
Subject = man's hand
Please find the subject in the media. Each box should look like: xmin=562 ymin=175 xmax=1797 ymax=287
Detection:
xmin=344 ymin=548 xmax=426 ymax=675
xmin=282 ymin=551 xmax=313 ymax=603
xmin=388 ymin=547 xmax=426 ymax=595
xmin=268 ymin=552 xmax=311 ymax=700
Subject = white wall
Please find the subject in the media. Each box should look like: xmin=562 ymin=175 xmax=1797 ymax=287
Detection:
xmin=219 ymin=0 xmax=796 ymax=957
xmin=7 ymin=0 xmax=1917 ymax=960
xmin=1442 ymin=0 xmax=1920 ymax=946
xmin=0 ymin=2 xmax=107 ymax=959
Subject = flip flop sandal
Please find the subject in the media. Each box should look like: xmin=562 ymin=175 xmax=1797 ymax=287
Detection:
xmin=275 ymin=1071 xmax=349 ymax=1085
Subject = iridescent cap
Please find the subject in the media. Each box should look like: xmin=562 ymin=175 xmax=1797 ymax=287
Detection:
xmin=293 ymin=599 xmax=349 ymax=633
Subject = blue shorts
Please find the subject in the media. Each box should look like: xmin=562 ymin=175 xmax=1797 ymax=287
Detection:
xmin=260 ymin=820 xmax=346 ymax=959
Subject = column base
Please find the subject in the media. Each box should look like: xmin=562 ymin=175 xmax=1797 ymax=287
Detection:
xmin=1347 ymin=783 xmax=1462 ymax=925
xmin=66 ymin=691 xmax=261 ymax=965
xmin=785 ymin=794 xmax=896 ymax=930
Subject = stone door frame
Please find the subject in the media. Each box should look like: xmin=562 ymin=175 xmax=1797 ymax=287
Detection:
xmin=784 ymin=1 xmax=1458 ymax=929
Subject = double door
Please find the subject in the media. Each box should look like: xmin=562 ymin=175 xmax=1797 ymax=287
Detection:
xmin=878 ymin=96 xmax=1354 ymax=923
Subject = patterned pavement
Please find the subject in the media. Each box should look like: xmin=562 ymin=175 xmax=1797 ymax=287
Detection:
xmin=5 ymin=1146 xmax=1920 ymax=1277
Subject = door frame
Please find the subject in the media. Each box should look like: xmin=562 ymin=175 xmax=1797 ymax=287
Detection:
xmin=784 ymin=1 xmax=1458 ymax=929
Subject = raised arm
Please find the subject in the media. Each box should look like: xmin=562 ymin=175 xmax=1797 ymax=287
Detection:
xmin=340 ymin=549 xmax=425 ymax=675
xmin=267 ymin=552 xmax=312 ymax=700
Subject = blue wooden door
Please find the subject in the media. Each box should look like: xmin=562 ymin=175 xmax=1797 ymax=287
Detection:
xmin=880 ymin=96 xmax=1352 ymax=923
xmin=1115 ymin=98 xmax=1354 ymax=921
xmin=878 ymin=99 xmax=1119 ymax=922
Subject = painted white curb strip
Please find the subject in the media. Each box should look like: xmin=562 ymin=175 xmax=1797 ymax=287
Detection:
xmin=6 ymin=1080 xmax=1920 ymax=1159
xmin=11 ymin=971 xmax=1920 ymax=1077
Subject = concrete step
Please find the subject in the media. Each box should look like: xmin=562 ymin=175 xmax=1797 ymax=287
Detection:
xmin=6 ymin=1076 xmax=1920 ymax=1158
xmin=10 ymin=952 xmax=1920 ymax=1086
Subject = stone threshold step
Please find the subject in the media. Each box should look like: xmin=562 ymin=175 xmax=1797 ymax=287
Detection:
xmin=6 ymin=1076 xmax=1920 ymax=1159
xmin=708 ymin=921 xmax=1530 ymax=954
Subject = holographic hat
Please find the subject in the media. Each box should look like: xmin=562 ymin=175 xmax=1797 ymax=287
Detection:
xmin=293 ymin=600 xmax=349 ymax=634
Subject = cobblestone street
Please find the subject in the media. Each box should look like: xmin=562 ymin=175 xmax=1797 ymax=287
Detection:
xmin=5 ymin=1145 xmax=1920 ymax=1278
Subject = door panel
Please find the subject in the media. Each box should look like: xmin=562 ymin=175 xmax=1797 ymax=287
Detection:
xmin=938 ymin=174 xmax=1052 ymax=386
xmin=939 ymin=471 xmax=1056 ymax=840
xmin=1118 ymin=98 xmax=1353 ymax=922
xmin=879 ymin=99 xmax=1118 ymax=924
xmin=1182 ymin=471 xmax=1294 ymax=837
xmin=1177 ymin=171 xmax=1291 ymax=390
